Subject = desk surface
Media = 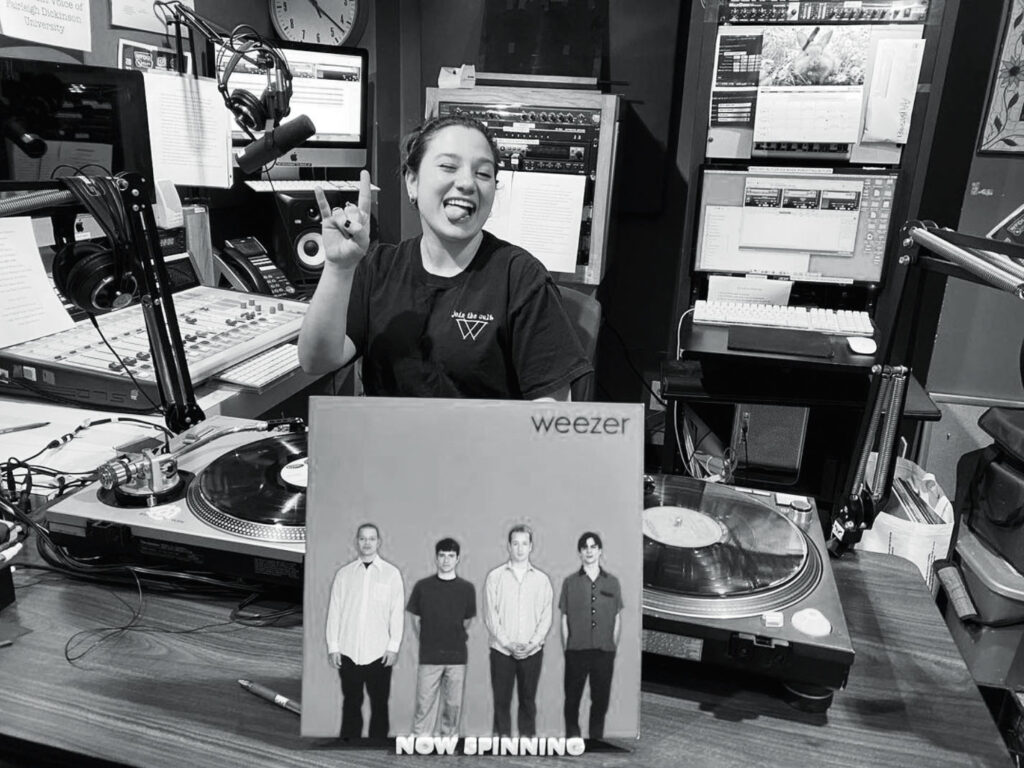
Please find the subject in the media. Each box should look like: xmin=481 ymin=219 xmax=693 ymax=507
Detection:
xmin=0 ymin=551 xmax=1009 ymax=767
xmin=682 ymin=319 xmax=875 ymax=371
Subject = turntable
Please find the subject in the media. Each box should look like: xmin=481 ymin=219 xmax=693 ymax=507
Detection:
xmin=642 ymin=475 xmax=854 ymax=704
xmin=46 ymin=416 xmax=308 ymax=588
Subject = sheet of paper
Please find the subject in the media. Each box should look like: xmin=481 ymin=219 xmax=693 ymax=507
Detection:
xmin=0 ymin=218 xmax=75 ymax=348
xmin=862 ymin=39 xmax=925 ymax=144
xmin=484 ymin=170 xmax=514 ymax=242
xmin=110 ymin=0 xmax=194 ymax=35
xmin=483 ymin=171 xmax=584 ymax=274
xmin=0 ymin=0 xmax=92 ymax=51
xmin=143 ymin=72 xmax=232 ymax=188
xmin=707 ymin=275 xmax=793 ymax=305
xmin=119 ymin=38 xmax=191 ymax=72
xmin=754 ymin=87 xmax=863 ymax=143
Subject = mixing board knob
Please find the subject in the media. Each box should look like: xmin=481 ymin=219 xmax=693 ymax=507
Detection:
xmin=108 ymin=361 xmax=123 ymax=371
xmin=184 ymin=315 xmax=197 ymax=324
xmin=226 ymin=318 xmax=237 ymax=326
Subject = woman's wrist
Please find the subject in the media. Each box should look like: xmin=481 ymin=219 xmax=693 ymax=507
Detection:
xmin=322 ymin=260 xmax=359 ymax=278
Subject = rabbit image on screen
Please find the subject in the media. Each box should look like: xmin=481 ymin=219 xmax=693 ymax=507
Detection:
xmin=759 ymin=25 xmax=868 ymax=87
xmin=792 ymin=28 xmax=835 ymax=85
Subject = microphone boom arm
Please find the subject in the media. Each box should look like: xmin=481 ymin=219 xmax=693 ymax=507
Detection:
xmin=0 ymin=174 xmax=205 ymax=434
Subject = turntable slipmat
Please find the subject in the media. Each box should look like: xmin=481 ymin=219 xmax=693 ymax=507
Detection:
xmin=186 ymin=432 xmax=307 ymax=542
xmin=643 ymin=475 xmax=822 ymax=619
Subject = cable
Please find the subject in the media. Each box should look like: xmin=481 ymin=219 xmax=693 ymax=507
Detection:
xmin=676 ymin=308 xmax=694 ymax=361
xmin=600 ymin=314 xmax=667 ymax=408
xmin=49 ymin=163 xmax=114 ymax=179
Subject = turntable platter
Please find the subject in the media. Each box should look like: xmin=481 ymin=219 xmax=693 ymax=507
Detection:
xmin=643 ymin=475 xmax=821 ymax=619
xmin=187 ymin=433 xmax=307 ymax=542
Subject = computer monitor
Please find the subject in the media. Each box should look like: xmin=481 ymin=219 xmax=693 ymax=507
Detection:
xmin=0 ymin=57 xmax=154 ymax=199
xmin=694 ymin=166 xmax=899 ymax=285
xmin=209 ymin=39 xmax=368 ymax=173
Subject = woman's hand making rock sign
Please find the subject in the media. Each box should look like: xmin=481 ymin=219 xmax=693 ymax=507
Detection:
xmin=314 ymin=169 xmax=372 ymax=271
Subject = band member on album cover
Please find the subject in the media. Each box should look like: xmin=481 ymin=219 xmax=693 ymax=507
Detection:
xmin=484 ymin=524 xmax=553 ymax=737
xmin=558 ymin=532 xmax=623 ymax=740
xmin=406 ymin=537 xmax=477 ymax=735
xmin=325 ymin=522 xmax=404 ymax=739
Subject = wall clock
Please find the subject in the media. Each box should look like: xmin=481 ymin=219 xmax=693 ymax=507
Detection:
xmin=269 ymin=0 xmax=367 ymax=47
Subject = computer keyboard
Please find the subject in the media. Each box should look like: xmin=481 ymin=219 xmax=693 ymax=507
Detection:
xmin=245 ymin=180 xmax=379 ymax=194
xmin=693 ymin=300 xmax=874 ymax=336
xmin=215 ymin=342 xmax=302 ymax=391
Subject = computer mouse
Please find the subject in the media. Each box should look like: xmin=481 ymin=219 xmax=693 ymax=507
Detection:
xmin=846 ymin=336 xmax=877 ymax=356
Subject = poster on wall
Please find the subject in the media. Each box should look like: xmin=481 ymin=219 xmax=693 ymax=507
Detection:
xmin=0 ymin=0 xmax=92 ymax=52
xmin=980 ymin=0 xmax=1024 ymax=153
xmin=301 ymin=398 xmax=643 ymax=752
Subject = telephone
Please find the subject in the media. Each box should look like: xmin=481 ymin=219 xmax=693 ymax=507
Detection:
xmin=214 ymin=236 xmax=298 ymax=298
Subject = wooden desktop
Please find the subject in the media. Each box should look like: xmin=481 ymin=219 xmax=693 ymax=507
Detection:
xmin=0 ymin=549 xmax=1009 ymax=767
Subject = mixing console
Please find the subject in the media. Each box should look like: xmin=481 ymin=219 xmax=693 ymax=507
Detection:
xmin=0 ymin=286 xmax=308 ymax=411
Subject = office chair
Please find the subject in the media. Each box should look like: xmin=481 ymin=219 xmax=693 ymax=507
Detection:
xmin=557 ymin=285 xmax=602 ymax=401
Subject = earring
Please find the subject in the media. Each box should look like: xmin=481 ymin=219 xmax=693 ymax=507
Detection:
xmin=409 ymin=195 xmax=417 ymax=208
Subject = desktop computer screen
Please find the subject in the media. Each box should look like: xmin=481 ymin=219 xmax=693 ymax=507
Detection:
xmin=0 ymin=57 xmax=154 ymax=199
xmin=694 ymin=166 xmax=898 ymax=284
xmin=210 ymin=39 xmax=368 ymax=170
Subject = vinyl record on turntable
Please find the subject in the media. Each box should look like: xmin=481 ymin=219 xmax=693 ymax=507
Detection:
xmin=642 ymin=475 xmax=822 ymax=619
xmin=187 ymin=433 xmax=307 ymax=542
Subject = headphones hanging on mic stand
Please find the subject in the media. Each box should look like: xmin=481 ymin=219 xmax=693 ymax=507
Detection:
xmin=216 ymin=37 xmax=293 ymax=139
xmin=52 ymin=176 xmax=140 ymax=314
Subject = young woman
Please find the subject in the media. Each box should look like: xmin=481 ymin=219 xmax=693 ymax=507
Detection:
xmin=298 ymin=114 xmax=591 ymax=400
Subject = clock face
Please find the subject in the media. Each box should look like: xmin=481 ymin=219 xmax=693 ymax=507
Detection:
xmin=269 ymin=0 xmax=365 ymax=46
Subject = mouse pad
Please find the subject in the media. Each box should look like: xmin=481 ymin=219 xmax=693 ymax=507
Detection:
xmin=727 ymin=327 xmax=834 ymax=358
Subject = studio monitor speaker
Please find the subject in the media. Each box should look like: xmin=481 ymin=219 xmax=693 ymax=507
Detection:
xmin=271 ymin=191 xmax=346 ymax=294
xmin=731 ymin=403 xmax=809 ymax=475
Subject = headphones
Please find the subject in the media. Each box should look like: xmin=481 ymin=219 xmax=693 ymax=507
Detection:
xmin=218 ymin=38 xmax=292 ymax=135
xmin=52 ymin=239 xmax=138 ymax=314
xmin=52 ymin=176 xmax=138 ymax=314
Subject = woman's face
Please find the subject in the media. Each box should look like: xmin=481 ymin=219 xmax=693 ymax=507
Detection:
xmin=405 ymin=125 xmax=497 ymax=246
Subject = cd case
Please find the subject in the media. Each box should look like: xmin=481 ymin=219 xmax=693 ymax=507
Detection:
xmin=300 ymin=398 xmax=643 ymax=741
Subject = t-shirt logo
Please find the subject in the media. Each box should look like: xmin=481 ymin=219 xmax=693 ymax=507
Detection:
xmin=452 ymin=310 xmax=494 ymax=341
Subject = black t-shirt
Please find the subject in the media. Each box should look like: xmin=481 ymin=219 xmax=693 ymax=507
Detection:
xmin=406 ymin=575 xmax=477 ymax=665
xmin=347 ymin=232 xmax=592 ymax=399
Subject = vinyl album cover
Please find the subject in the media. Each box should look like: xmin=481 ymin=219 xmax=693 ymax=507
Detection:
xmin=301 ymin=397 xmax=643 ymax=743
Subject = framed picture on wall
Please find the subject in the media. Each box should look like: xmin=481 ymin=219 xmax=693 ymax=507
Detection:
xmin=980 ymin=0 xmax=1024 ymax=153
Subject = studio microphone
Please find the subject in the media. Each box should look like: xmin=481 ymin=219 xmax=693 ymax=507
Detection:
xmin=236 ymin=114 xmax=315 ymax=175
